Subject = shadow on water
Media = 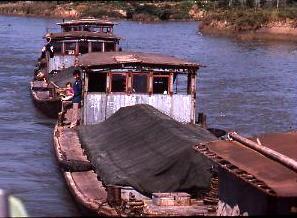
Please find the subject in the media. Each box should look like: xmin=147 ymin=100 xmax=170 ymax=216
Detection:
xmin=0 ymin=15 xmax=297 ymax=216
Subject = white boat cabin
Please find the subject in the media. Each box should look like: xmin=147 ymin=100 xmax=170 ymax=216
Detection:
xmin=78 ymin=52 xmax=199 ymax=125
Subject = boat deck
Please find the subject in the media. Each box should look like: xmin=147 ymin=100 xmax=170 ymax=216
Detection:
xmin=53 ymin=107 xmax=219 ymax=216
xmin=54 ymin=124 xmax=119 ymax=216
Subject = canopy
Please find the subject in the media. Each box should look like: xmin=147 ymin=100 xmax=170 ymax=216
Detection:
xmin=78 ymin=104 xmax=216 ymax=197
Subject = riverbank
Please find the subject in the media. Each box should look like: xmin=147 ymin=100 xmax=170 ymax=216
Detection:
xmin=0 ymin=1 xmax=195 ymax=21
xmin=1 ymin=1 xmax=297 ymax=42
xmin=199 ymin=7 xmax=297 ymax=42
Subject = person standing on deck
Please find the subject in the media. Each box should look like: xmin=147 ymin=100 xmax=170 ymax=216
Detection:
xmin=70 ymin=70 xmax=82 ymax=128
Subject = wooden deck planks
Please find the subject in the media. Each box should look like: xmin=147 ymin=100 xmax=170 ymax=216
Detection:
xmin=71 ymin=171 xmax=108 ymax=202
xmin=58 ymin=127 xmax=89 ymax=162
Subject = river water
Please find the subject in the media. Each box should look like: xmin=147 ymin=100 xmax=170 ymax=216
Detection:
xmin=0 ymin=15 xmax=296 ymax=216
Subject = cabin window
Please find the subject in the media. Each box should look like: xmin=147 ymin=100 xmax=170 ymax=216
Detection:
xmin=71 ymin=26 xmax=79 ymax=31
xmin=78 ymin=41 xmax=89 ymax=54
xmin=173 ymin=74 xmax=188 ymax=94
xmin=153 ymin=76 xmax=169 ymax=94
xmin=83 ymin=25 xmax=90 ymax=31
xmin=102 ymin=27 xmax=111 ymax=33
xmin=111 ymin=74 xmax=126 ymax=92
xmin=105 ymin=42 xmax=115 ymax=52
xmin=64 ymin=42 xmax=76 ymax=55
xmin=90 ymin=26 xmax=101 ymax=32
xmin=91 ymin=42 xmax=103 ymax=52
xmin=132 ymin=74 xmax=147 ymax=93
xmin=52 ymin=42 xmax=62 ymax=54
xmin=88 ymin=72 xmax=107 ymax=92
xmin=63 ymin=26 xmax=71 ymax=32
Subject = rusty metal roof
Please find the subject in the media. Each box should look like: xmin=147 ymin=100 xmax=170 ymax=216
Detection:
xmin=57 ymin=18 xmax=116 ymax=26
xmin=78 ymin=52 xmax=199 ymax=70
xmin=194 ymin=131 xmax=297 ymax=197
xmin=44 ymin=31 xmax=120 ymax=41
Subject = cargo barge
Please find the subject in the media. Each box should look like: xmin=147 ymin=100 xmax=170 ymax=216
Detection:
xmin=53 ymin=51 xmax=223 ymax=216
xmin=31 ymin=18 xmax=121 ymax=118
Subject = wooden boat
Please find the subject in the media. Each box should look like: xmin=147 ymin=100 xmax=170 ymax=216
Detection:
xmin=53 ymin=51 xmax=222 ymax=216
xmin=31 ymin=18 xmax=121 ymax=118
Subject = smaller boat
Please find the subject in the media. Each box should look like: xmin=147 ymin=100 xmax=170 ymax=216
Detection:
xmin=31 ymin=18 xmax=121 ymax=118
xmin=53 ymin=51 xmax=221 ymax=216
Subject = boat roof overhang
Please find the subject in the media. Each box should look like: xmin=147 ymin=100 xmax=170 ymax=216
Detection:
xmin=56 ymin=18 xmax=116 ymax=27
xmin=44 ymin=31 xmax=120 ymax=41
xmin=194 ymin=131 xmax=297 ymax=197
xmin=78 ymin=52 xmax=199 ymax=73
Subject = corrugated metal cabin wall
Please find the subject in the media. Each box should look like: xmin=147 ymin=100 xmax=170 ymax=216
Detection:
xmin=84 ymin=93 xmax=193 ymax=125
xmin=82 ymin=69 xmax=197 ymax=125
xmin=48 ymin=55 xmax=76 ymax=73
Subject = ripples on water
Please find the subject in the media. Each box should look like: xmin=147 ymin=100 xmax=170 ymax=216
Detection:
xmin=0 ymin=16 xmax=79 ymax=216
xmin=116 ymin=21 xmax=297 ymax=136
xmin=0 ymin=16 xmax=296 ymax=216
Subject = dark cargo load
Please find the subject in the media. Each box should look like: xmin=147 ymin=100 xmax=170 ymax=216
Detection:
xmin=79 ymin=104 xmax=216 ymax=197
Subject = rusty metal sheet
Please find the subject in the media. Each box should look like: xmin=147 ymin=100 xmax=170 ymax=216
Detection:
xmin=78 ymin=52 xmax=199 ymax=69
xmin=195 ymin=132 xmax=297 ymax=197
xmin=251 ymin=131 xmax=297 ymax=161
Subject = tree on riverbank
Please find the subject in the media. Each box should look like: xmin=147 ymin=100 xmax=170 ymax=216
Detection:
xmin=1 ymin=0 xmax=297 ymax=35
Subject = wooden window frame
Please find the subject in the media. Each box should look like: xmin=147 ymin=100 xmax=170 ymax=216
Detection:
xmin=131 ymin=72 xmax=149 ymax=94
xmin=109 ymin=72 xmax=128 ymax=93
xmin=152 ymin=74 xmax=170 ymax=95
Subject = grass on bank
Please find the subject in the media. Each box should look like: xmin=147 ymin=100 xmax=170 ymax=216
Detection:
xmin=203 ymin=6 xmax=297 ymax=31
xmin=1 ymin=1 xmax=297 ymax=31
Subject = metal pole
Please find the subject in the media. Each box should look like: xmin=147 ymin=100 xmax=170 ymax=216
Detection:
xmin=228 ymin=131 xmax=297 ymax=173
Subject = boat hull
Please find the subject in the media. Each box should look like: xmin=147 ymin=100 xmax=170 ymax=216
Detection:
xmin=30 ymin=81 xmax=62 ymax=118
xmin=53 ymin=123 xmax=119 ymax=216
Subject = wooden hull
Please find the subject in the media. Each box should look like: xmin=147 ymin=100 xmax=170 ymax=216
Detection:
xmin=52 ymin=107 xmax=218 ymax=216
xmin=30 ymin=81 xmax=62 ymax=118
xmin=53 ymin=124 xmax=119 ymax=216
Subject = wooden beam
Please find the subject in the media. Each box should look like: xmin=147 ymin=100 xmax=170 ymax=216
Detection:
xmin=127 ymin=72 xmax=132 ymax=95
xmin=148 ymin=72 xmax=153 ymax=96
xmin=229 ymin=132 xmax=297 ymax=173
xmin=169 ymin=72 xmax=174 ymax=96
xmin=106 ymin=72 xmax=111 ymax=94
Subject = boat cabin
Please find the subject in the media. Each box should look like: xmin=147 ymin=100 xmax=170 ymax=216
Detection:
xmin=44 ymin=31 xmax=121 ymax=74
xmin=56 ymin=18 xmax=116 ymax=33
xmin=78 ymin=52 xmax=199 ymax=125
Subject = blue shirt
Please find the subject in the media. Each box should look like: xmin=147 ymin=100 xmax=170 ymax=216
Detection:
xmin=72 ymin=79 xmax=82 ymax=103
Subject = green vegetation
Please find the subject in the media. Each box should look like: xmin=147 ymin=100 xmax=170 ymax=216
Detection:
xmin=198 ymin=0 xmax=297 ymax=31
xmin=0 ymin=1 xmax=197 ymax=21
xmin=203 ymin=6 xmax=297 ymax=31
xmin=0 ymin=1 xmax=297 ymax=32
xmin=0 ymin=1 xmax=57 ymax=17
